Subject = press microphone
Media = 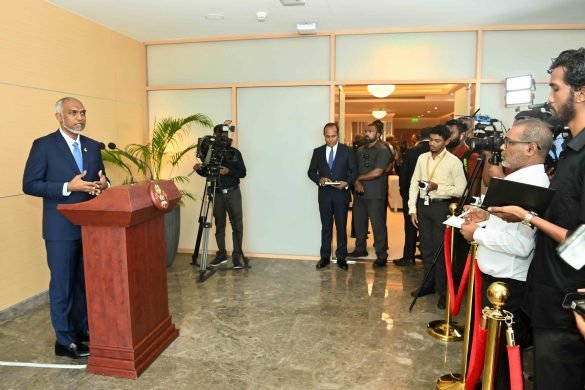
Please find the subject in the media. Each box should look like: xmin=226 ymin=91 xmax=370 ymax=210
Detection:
xmin=108 ymin=142 xmax=153 ymax=181
xmin=528 ymin=102 xmax=550 ymax=110
xmin=99 ymin=142 xmax=135 ymax=184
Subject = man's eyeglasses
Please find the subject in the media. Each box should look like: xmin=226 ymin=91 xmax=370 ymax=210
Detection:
xmin=504 ymin=137 xmax=541 ymax=150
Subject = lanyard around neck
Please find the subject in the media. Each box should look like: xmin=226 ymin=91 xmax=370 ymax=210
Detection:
xmin=426 ymin=151 xmax=446 ymax=182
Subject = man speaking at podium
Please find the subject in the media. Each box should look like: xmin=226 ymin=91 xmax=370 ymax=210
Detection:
xmin=308 ymin=122 xmax=357 ymax=271
xmin=23 ymin=97 xmax=108 ymax=359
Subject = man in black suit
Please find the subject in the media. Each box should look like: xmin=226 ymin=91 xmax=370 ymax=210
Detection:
xmin=23 ymin=97 xmax=108 ymax=359
xmin=308 ymin=123 xmax=357 ymax=270
xmin=393 ymin=127 xmax=431 ymax=266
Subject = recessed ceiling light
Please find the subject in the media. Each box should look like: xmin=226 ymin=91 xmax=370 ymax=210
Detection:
xmin=434 ymin=107 xmax=438 ymax=110
xmin=205 ymin=13 xmax=224 ymax=21
xmin=427 ymin=110 xmax=431 ymax=113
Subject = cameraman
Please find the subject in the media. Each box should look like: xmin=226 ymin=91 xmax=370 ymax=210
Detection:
xmin=489 ymin=48 xmax=585 ymax=389
xmin=194 ymin=124 xmax=247 ymax=269
xmin=460 ymin=119 xmax=552 ymax=390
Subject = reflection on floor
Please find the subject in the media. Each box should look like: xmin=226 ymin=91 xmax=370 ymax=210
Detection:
xmin=0 ymin=210 xmax=470 ymax=389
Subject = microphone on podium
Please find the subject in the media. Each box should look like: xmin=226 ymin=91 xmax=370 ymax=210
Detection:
xmin=99 ymin=142 xmax=135 ymax=184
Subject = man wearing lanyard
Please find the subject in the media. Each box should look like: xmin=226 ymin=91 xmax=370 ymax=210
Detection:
xmin=408 ymin=124 xmax=467 ymax=309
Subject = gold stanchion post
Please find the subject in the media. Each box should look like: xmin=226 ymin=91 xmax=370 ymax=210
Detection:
xmin=435 ymin=242 xmax=478 ymax=390
xmin=481 ymin=282 xmax=510 ymax=390
xmin=428 ymin=203 xmax=464 ymax=342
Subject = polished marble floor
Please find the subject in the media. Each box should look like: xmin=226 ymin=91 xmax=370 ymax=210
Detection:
xmin=1 ymin=210 xmax=470 ymax=389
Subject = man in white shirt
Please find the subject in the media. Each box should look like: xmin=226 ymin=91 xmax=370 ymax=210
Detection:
xmin=409 ymin=124 xmax=467 ymax=309
xmin=461 ymin=118 xmax=553 ymax=390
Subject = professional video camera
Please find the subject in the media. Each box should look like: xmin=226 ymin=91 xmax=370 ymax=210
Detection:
xmin=465 ymin=115 xmax=505 ymax=165
xmin=196 ymin=121 xmax=236 ymax=177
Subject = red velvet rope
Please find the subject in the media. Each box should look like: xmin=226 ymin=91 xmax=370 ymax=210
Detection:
xmin=465 ymin=261 xmax=485 ymax=390
xmin=507 ymin=345 xmax=524 ymax=390
xmin=443 ymin=226 xmax=473 ymax=316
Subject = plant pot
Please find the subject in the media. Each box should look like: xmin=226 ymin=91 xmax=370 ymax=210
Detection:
xmin=164 ymin=207 xmax=181 ymax=267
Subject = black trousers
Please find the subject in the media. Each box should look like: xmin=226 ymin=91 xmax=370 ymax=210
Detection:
xmin=417 ymin=199 xmax=449 ymax=295
xmin=318 ymin=200 xmax=349 ymax=259
xmin=533 ymin=327 xmax=585 ymax=390
xmin=352 ymin=197 xmax=388 ymax=260
xmin=401 ymin=195 xmax=418 ymax=260
xmin=213 ymin=187 xmax=244 ymax=259
xmin=481 ymin=274 xmax=532 ymax=390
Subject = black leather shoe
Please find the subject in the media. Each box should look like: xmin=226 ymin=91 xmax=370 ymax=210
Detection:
xmin=410 ymin=287 xmax=435 ymax=298
xmin=55 ymin=342 xmax=90 ymax=359
xmin=316 ymin=257 xmax=330 ymax=270
xmin=337 ymin=259 xmax=348 ymax=271
xmin=372 ymin=259 xmax=387 ymax=268
xmin=437 ymin=295 xmax=447 ymax=310
xmin=209 ymin=253 xmax=228 ymax=268
xmin=347 ymin=250 xmax=368 ymax=258
xmin=393 ymin=258 xmax=415 ymax=266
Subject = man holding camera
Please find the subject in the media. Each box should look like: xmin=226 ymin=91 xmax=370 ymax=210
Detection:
xmin=489 ymin=48 xmax=585 ymax=389
xmin=461 ymin=118 xmax=552 ymax=390
xmin=408 ymin=125 xmax=467 ymax=309
xmin=349 ymin=120 xmax=392 ymax=268
xmin=194 ymin=124 xmax=247 ymax=269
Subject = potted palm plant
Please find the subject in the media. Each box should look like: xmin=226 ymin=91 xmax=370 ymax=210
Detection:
xmin=102 ymin=114 xmax=213 ymax=267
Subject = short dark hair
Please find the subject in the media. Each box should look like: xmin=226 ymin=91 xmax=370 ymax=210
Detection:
xmin=429 ymin=124 xmax=451 ymax=141
xmin=444 ymin=119 xmax=468 ymax=134
xmin=419 ymin=127 xmax=432 ymax=140
xmin=368 ymin=119 xmax=384 ymax=134
xmin=323 ymin=122 xmax=339 ymax=134
xmin=549 ymin=47 xmax=585 ymax=91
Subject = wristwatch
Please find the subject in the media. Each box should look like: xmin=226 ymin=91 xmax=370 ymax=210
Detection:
xmin=521 ymin=211 xmax=537 ymax=228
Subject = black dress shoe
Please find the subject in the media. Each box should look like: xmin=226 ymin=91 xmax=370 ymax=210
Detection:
xmin=410 ymin=287 xmax=436 ymax=298
xmin=76 ymin=333 xmax=90 ymax=344
xmin=55 ymin=342 xmax=90 ymax=359
xmin=393 ymin=258 xmax=415 ymax=266
xmin=347 ymin=250 xmax=368 ymax=258
xmin=372 ymin=259 xmax=387 ymax=268
xmin=337 ymin=259 xmax=348 ymax=271
xmin=316 ymin=257 xmax=330 ymax=270
xmin=437 ymin=295 xmax=447 ymax=310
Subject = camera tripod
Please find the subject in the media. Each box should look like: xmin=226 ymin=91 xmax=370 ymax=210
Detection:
xmin=190 ymin=174 xmax=250 ymax=283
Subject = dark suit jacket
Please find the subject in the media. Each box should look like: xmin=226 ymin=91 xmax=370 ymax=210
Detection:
xmin=23 ymin=130 xmax=106 ymax=241
xmin=399 ymin=140 xmax=430 ymax=197
xmin=308 ymin=143 xmax=357 ymax=203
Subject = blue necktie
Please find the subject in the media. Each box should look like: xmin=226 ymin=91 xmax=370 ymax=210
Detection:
xmin=328 ymin=147 xmax=334 ymax=170
xmin=72 ymin=142 xmax=83 ymax=172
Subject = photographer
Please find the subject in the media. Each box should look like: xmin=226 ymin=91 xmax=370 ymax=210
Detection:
xmin=488 ymin=48 xmax=585 ymax=389
xmin=194 ymin=124 xmax=247 ymax=269
xmin=460 ymin=119 xmax=552 ymax=390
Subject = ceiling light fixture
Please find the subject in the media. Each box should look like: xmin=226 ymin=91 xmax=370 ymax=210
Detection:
xmin=297 ymin=22 xmax=317 ymax=35
xmin=256 ymin=11 xmax=267 ymax=22
xmin=372 ymin=110 xmax=387 ymax=119
xmin=367 ymin=84 xmax=395 ymax=98
xmin=205 ymin=13 xmax=224 ymax=21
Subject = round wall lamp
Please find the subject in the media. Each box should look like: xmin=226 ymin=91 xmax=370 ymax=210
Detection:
xmin=367 ymin=84 xmax=396 ymax=98
xmin=372 ymin=110 xmax=387 ymax=119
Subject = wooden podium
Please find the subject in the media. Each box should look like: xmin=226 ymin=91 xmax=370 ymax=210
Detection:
xmin=58 ymin=180 xmax=180 ymax=379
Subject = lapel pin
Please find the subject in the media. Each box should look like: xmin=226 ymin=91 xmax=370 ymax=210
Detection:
xmin=83 ymin=147 xmax=87 ymax=152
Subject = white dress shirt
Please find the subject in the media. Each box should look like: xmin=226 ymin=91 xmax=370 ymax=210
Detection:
xmin=474 ymin=164 xmax=550 ymax=281
xmin=325 ymin=143 xmax=338 ymax=164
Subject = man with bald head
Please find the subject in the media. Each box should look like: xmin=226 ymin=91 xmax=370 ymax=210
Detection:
xmin=23 ymin=97 xmax=108 ymax=359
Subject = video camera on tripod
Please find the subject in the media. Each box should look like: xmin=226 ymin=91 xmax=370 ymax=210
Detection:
xmin=465 ymin=115 xmax=506 ymax=165
xmin=196 ymin=121 xmax=236 ymax=177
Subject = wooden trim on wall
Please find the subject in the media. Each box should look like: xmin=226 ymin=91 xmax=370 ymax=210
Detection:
xmin=147 ymin=80 xmax=333 ymax=91
xmin=144 ymin=43 xmax=150 ymax=142
xmin=145 ymin=24 xmax=585 ymax=46
xmin=232 ymin=86 xmax=237 ymax=147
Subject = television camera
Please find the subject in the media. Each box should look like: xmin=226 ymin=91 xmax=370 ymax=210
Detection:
xmin=196 ymin=121 xmax=236 ymax=177
xmin=465 ymin=115 xmax=506 ymax=165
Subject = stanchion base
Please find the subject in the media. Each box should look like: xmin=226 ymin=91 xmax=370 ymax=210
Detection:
xmin=436 ymin=373 xmax=464 ymax=390
xmin=427 ymin=320 xmax=464 ymax=342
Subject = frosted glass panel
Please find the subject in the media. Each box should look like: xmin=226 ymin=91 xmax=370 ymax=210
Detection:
xmin=336 ymin=32 xmax=476 ymax=81
xmin=479 ymin=83 xmax=550 ymax=130
xmin=482 ymin=30 xmax=585 ymax=80
xmin=237 ymin=86 xmax=330 ymax=256
xmin=148 ymin=89 xmax=232 ymax=251
xmin=148 ymin=37 xmax=330 ymax=86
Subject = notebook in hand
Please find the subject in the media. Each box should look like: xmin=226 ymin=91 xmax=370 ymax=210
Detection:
xmin=482 ymin=177 xmax=555 ymax=215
